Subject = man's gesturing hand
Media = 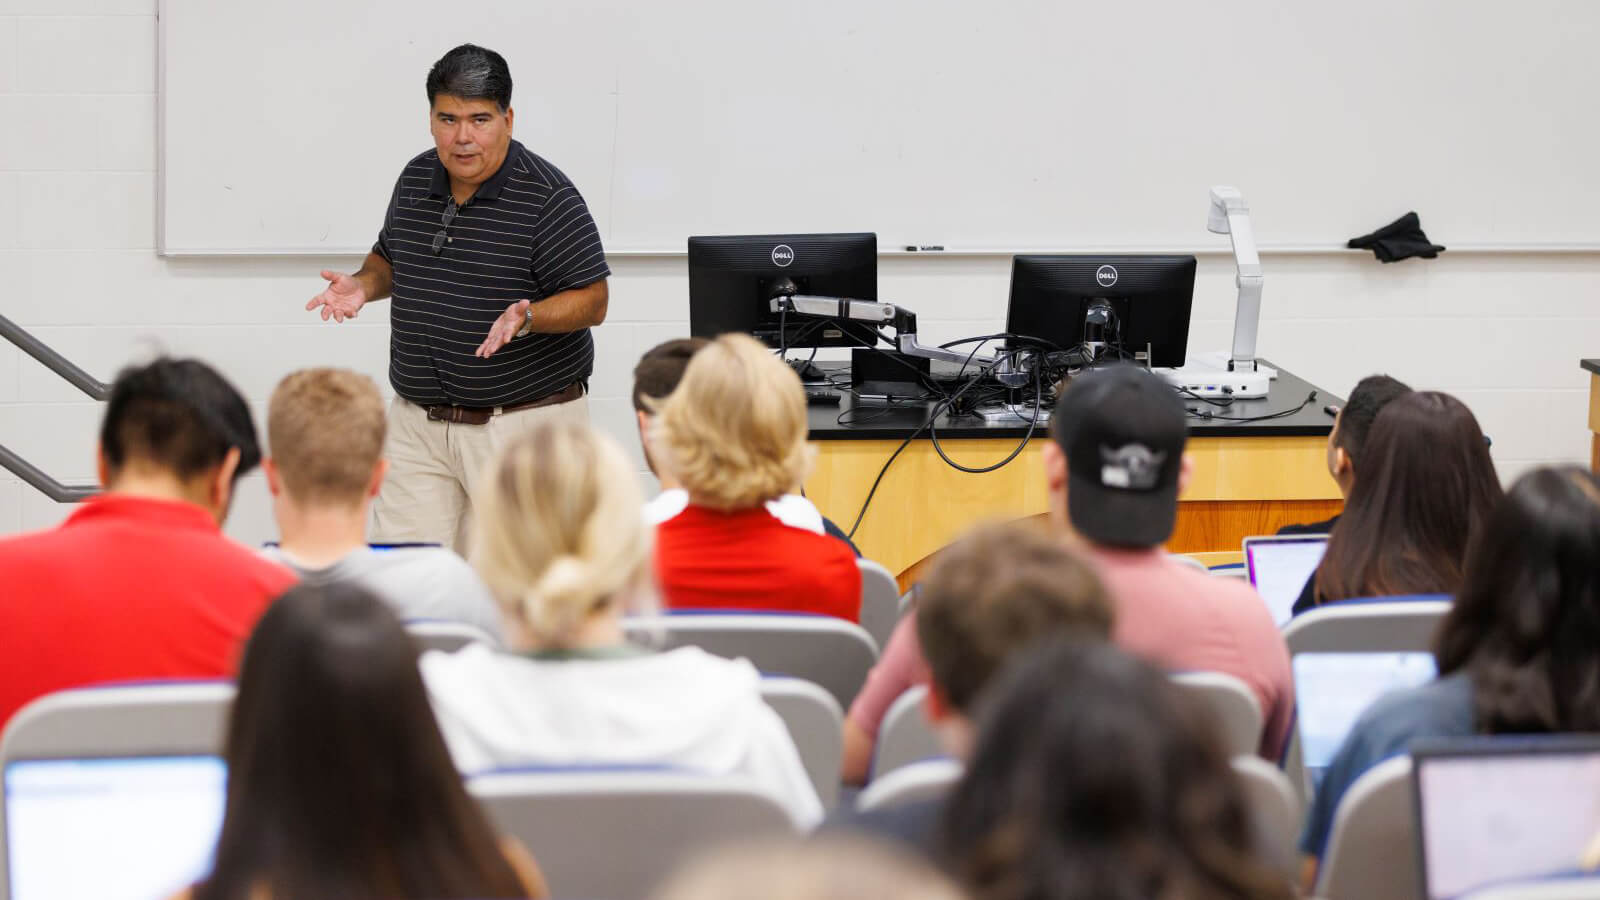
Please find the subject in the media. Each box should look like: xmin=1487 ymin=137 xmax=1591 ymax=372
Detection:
xmin=307 ymin=270 xmax=369 ymax=323
xmin=477 ymin=299 xmax=532 ymax=358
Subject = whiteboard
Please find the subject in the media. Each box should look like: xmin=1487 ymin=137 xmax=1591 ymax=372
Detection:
xmin=159 ymin=0 xmax=1600 ymax=254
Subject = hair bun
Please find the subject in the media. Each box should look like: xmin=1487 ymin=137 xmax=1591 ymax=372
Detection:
xmin=522 ymin=555 xmax=601 ymax=640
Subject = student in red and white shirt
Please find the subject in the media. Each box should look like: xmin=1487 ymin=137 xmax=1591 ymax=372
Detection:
xmin=0 ymin=358 xmax=295 ymax=730
xmin=646 ymin=334 xmax=860 ymax=621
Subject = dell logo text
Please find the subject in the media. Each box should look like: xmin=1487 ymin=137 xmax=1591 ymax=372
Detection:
xmin=771 ymin=245 xmax=795 ymax=267
xmin=1095 ymin=265 xmax=1119 ymax=288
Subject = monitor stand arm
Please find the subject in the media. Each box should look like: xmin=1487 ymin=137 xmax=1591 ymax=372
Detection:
xmin=770 ymin=296 xmax=996 ymax=366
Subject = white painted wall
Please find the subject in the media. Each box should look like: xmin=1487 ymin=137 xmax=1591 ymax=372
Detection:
xmin=2 ymin=2 xmax=1597 ymax=544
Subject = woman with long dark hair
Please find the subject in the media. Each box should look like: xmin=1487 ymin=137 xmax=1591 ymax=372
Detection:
xmin=177 ymin=583 xmax=545 ymax=900
xmin=941 ymin=638 xmax=1293 ymax=900
xmin=1299 ymin=467 xmax=1600 ymax=884
xmin=1302 ymin=390 xmax=1501 ymax=612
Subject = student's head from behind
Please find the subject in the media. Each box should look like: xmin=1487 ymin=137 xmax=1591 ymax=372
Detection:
xmin=652 ymin=836 xmax=967 ymax=900
xmin=916 ymin=521 xmax=1111 ymax=756
xmin=656 ymin=332 xmax=811 ymax=511
xmin=97 ymin=356 xmax=259 ymax=524
xmin=426 ymin=44 xmax=514 ymax=188
xmin=1327 ymin=374 xmax=1412 ymax=496
xmin=941 ymin=639 xmax=1292 ymax=900
xmin=197 ymin=582 xmax=527 ymax=900
xmin=264 ymin=368 xmax=388 ymax=511
xmin=1434 ymin=467 xmax=1600 ymax=734
xmin=471 ymin=421 xmax=652 ymax=650
xmin=631 ymin=337 xmax=710 ymax=479
xmin=1043 ymin=365 xmax=1192 ymax=548
xmin=1315 ymin=390 xmax=1502 ymax=604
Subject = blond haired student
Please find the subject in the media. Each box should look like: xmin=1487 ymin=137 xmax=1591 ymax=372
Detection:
xmin=259 ymin=368 xmax=504 ymax=641
xmin=419 ymin=421 xmax=824 ymax=827
xmin=650 ymin=333 xmax=860 ymax=621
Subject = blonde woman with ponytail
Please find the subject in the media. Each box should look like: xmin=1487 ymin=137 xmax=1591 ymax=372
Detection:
xmin=418 ymin=421 xmax=824 ymax=827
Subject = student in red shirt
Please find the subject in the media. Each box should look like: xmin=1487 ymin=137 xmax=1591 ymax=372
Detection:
xmin=649 ymin=334 xmax=860 ymax=621
xmin=0 ymin=357 xmax=295 ymax=729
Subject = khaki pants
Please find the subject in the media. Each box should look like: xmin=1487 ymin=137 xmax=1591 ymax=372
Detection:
xmin=371 ymin=394 xmax=590 ymax=552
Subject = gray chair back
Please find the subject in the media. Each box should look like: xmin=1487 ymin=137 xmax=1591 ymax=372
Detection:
xmin=622 ymin=614 xmax=878 ymax=708
xmin=759 ymin=677 xmax=843 ymax=809
xmin=470 ymin=769 xmax=795 ymax=900
xmin=855 ymin=758 xmax=962 ymax=814
xmin=1464 ymin=881 xmax=1600 ymax=900
xmin=1230 ymin=754 xmax=1302 ymax=882
xmin=857 ymin=558 xmax=903 ymax=649
xmin=1171 ymin=671 xmax=1264 ymax=757
xmin=872 ymin=686 xmax=942 ymax=781
xmin=1281 ymin=600 xmax=1450 ymax=803
xmin=0 ymin=682 xmax=235 ymax=900
xmin=405 ymin=620 xmax=499 ymax=654
xmin=1315 ymin=755 xmax=1418 ymax=900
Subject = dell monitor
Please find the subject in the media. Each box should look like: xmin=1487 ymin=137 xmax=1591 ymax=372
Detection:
xmin=1005 ymin=255 xmax=1196 ymax=368
xmin=688 ymin=233 xmax=880 ymax=350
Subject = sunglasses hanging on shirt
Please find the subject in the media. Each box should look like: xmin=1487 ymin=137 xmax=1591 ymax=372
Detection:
xmin=431 ymin=198 xmax=459 ymax=255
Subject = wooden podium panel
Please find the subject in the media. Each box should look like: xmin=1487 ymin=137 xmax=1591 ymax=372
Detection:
xmin=805 ymin=433 xmax=1341 ymax=584
xmin=1589 ymin=368 xmax=1600 ymax=472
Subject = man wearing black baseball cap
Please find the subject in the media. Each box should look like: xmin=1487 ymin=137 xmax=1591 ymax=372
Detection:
xmin=1043 ymin=365 xmax=1293 ymax=760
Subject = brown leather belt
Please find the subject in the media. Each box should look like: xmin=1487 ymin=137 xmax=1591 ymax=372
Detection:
xmin=425 ymin=381 xmax=585 ymax=426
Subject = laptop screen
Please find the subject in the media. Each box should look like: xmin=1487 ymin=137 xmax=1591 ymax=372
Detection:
xmin=1293 ymin=652 xmax=1437 ymax=774
xmin=1244 ymin=536 xmax=1328 ymax=626
xmin=1415 ymin=739 xmax=1600 ymax=900
xmin=6 ymin=756 xmax=226 ymax=900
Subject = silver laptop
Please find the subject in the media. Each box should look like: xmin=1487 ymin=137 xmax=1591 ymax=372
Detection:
xmin=1242 ymin=534 xmax=1329 ymax=625
xmin=5 ymin=755 xmax=226 ymax=900
xmin=1293 ymin=652 xmax=1437 ymax=779
xmin=1412 ymin=736 xmax=1600 ymax=900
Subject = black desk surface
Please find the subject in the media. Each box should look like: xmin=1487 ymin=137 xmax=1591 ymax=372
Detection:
xmin=807 ymin=359 xmax=1343 ymax=441
xmin=1583 ymin=359 xmax=1600 ymax=376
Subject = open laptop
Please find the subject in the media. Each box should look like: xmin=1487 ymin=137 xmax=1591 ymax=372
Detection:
xmin=1293 ymin=652 xmax=1437 ymax=781
xmin=1243 ymin=534 xmax=1329 ymax=625
xmin=5 ymin=755 xmax=226 ymax=900
xmin=1412 ymin=736 xmax=1600 ymax=900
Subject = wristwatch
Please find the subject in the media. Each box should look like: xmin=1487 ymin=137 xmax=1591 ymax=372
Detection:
xmin=515 ymin=304 xmax=533 ymax=337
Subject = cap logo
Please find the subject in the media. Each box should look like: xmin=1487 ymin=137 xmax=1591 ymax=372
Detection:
xmin=1099 ymin=443 xmax=1166 ymax=490
xmin=772 ymin=244 xmax=795 ymax=267
xmin=1096 ymin=265 xmax=1119 ymax=288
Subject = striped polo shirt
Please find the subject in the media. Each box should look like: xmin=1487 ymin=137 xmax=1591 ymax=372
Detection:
xmin=373 ymin=139 xmax=610 ymax=408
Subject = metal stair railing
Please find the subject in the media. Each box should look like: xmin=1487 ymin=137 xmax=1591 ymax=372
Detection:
xmin=0 ymin=312 xmax=107 ymax=502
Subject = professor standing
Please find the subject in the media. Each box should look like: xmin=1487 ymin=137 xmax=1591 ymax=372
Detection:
xmin=308 ymin=44 xmax=609 ymax=549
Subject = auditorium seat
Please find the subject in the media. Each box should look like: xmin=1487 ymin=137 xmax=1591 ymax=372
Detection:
xmin=1230 ymin=754 xmax=1301 ymax=881
xmin=469 ymin=768 xmax=796 ymax=899
xmin=872 ymin=686 xmax=941 ymax=782
xmin=759 ymin=676 xmax=844 ymax=809
xmin=405 ymin=619 xmax=501 ymax=654
xmin=1172 ymin=670 xmax=1264 ymax=757
xmin=855 ymin=758 xmax=962 ymax=814
xmin=857 ymin=558 xmax=904 ymax=649
xmin=621 ymin=612 xmax=878 ymax=707
xmin=1314 ymin=755 xmax=1417 ymax=900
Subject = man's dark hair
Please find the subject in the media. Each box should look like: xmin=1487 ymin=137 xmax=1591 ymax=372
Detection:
xmin=917 ymin=522 xmax=1111 ymax=714
xmin=425 ymin=44 xmax=513 ymax=112
xmin=1335 ymin=374 xmax=1412 ymax=462
xmin=99 ymin=357 xmax=260 ymax=485
xmin=631 ymin=337 xmax=710 ymax=413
